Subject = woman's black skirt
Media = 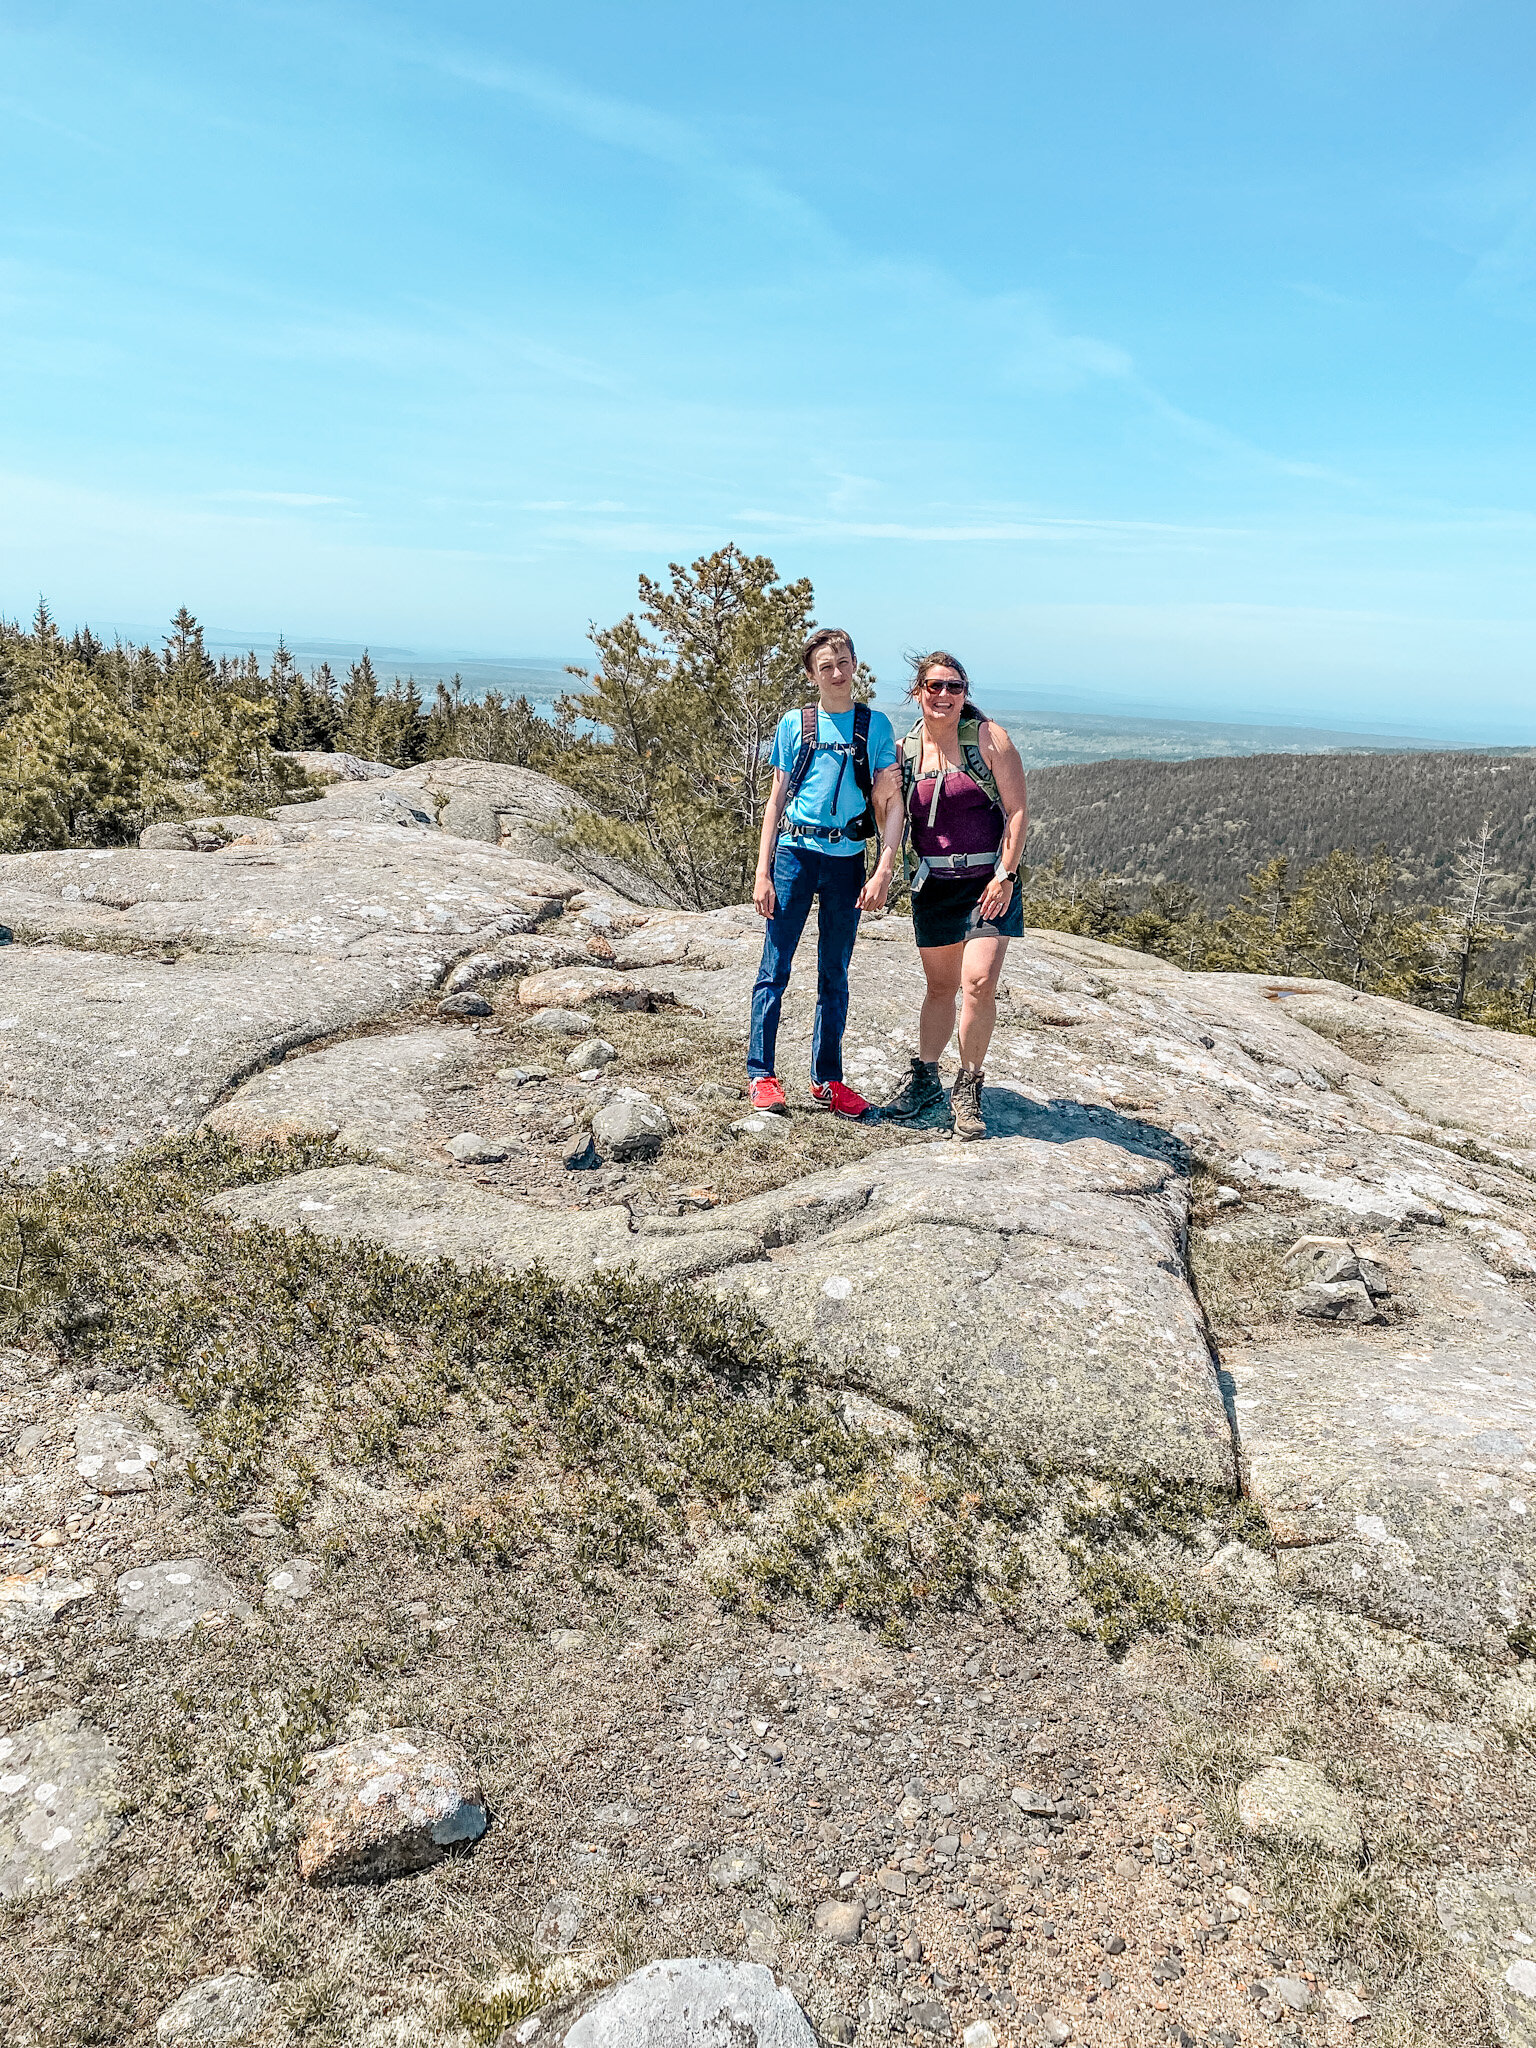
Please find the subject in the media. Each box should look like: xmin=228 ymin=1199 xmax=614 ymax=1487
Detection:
xmin=911 ymin=870 xmax=1024 ymax=949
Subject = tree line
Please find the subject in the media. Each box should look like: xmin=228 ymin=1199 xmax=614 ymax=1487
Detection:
xmin=1023 ymin=747 xmax=1536 ymax=933
xmin=1014 ymin=842 xmax=1535 ymax=1034
xmin=0 ymin=601 xmax=563 ymax=847
xmin=2 ymin=553 xmax=1532 ymax=1038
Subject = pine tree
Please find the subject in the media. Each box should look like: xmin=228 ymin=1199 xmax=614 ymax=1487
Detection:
xmin=339 ymin=654 xmax=382 ymax=759
xmin=1280 ymin=847 xmax=1433 ymax=993
xmin=0 ymin=659 xmax=156 ymax=849
xmin=1437 ymin=819 xmax=1509 ymax=1018
xmin=557 ymin=546 xmax=821 ymax=908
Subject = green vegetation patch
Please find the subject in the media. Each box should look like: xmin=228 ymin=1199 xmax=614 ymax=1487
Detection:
xmin=13 ymin=1134 xmax=1270 ymax=1649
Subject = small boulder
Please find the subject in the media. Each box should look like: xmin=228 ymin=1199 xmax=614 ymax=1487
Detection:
xmin=0 ymin=1569 xmax=94 ymax=1631
xmin=1292 ymin=1279 xmax=1381 ymax=1324
xmin=116 ymin=1559 xmax=253 ymax=1642
xmin=694 ymin=1080 xmax=744 ymax=1103
xmin=74 ymin=1411 xmax=162 ymax=1495
xmin=1237 ymin=1758 xmax=1363 ymax=1858
xmin=0 ymin=1711 xmax=122 ymax=1897
xmin=438 ymin=993 xmax=493 ymax=1019
xmin=295 ymin=1727 xmax=486 ymax=1884
xmin=1264 ymin=1976 xmax=1314 ymax=2013
xmin=534 ymin=1889 xmax=584 ymax=1955
xmin=730 ymin=1113 xmax=791 ymax=1146
xmin=566 ymin=1038 xmax=617 ymax=1071
xmin=527 ymin=1008 xmax=597 ymax=1036
xmin=520 ymin=966 xmax=660 ymax=1012
xmin=813 ymin=1898 xmax=867 ymax=1946
xmin=592 ymin=1093 xmax=674 ymax=1161
xmin=262 ymin=1558 xmax=317 ymax=1611
xmin=140 ymin=822 xmax=197 ymax=850
xmin=709 ymin=1847 xmax=761 ymax=1890
xmin=1356 ymin=1255 xmax=1392 ymax=1298
xmin=446 ymin=1132 xmax=508 ymax=1164
xmin=155 ymin=1971 xmax=271 ymax=2044
xmin=563 ymin=1958 xmax=816 ymax=2048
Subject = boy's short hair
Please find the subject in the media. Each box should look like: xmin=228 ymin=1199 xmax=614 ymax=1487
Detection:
xmin=802 ymin=627 xmax=856 ymax=673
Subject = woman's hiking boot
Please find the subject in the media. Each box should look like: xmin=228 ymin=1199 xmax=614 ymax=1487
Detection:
xmin=950 ymin=1066 xmax=986 ymax=1141
xmin=879 ymin=1056 xmax=945 ymax=1124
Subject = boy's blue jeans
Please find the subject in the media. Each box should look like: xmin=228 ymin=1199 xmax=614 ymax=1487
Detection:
xmin=748 ymin=843 xmax=863 ymax=1084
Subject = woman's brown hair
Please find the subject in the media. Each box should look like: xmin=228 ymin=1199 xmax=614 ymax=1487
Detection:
xmin=905 ymin=649 xmax=984 ymax=722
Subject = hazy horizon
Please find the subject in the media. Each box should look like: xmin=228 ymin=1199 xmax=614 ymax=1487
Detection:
xmin=53 ymin=613 xmax=1535 ymax=763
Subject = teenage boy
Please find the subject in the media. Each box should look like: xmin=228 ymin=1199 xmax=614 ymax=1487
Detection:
xmin=747 ymin=628 xmax=903 ymax=1116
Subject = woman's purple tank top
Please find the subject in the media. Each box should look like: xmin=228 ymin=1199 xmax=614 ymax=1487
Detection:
xmin=910 ymin=767 xmax=1002 ymax=859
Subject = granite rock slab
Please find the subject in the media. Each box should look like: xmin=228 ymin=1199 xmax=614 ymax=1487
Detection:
xmin=1236 ymin=1758 xmax=1363 ymax=1858
xmin=0 ymin=1710 xmax=122 ymax=1897
xmin=205 ymin=1026 xmax=475 ymax=1158
xmin=561 ymin=1957 xmax=817 ymax=2048
xmin=155 ymin=1971 xmax=271 ymax=2044
xmin=115 ymin=1558 xmax=254 ymax=1642
xmin=0 ymin=827 xmax=592 ymax=1178
xmin=74 ymin=1409 xmax=163 ymax=1494
xmin=1437 ymin=1867 xmax=1536 ymax=2048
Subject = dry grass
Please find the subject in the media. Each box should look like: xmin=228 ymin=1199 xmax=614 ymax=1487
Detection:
xmin=1185 ymin=1229 xmax=1292 ymax=1335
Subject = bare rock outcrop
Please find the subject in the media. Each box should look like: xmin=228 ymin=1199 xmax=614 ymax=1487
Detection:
xmin=4 ymin=789 xmax=1536 ymax=1655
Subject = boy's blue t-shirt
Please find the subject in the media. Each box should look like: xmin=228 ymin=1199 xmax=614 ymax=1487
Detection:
xmin=771 ymin=705 xmax=897 ymax=857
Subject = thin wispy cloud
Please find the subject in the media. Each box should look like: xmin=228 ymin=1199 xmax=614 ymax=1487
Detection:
xmin=1283 ymin=279 xmax=1370 ymax=311
xmin=300 ymin=5 xmax=838 ymax=254
xmin=1436 ymin=101 xmax=1536 ymax=304
xmin=214 ymin=490 xmax=347 ymax=507
xmin=0 ymin=94 xmax=115 ymax=155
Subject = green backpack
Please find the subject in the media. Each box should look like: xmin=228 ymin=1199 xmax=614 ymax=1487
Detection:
xmin=898 ymin=715 xmax=1004 ymax=889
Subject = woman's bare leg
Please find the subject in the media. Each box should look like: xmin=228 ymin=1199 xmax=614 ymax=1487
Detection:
xmin=956 ymin=935 xmax=1010 ymax=1068
xmin=917 ymin=942 xmax=964 ymax=1061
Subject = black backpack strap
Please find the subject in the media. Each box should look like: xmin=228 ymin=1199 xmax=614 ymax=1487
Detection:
xmin=784 ymin=703 xmax=819 ymax=804
xmin=851 ymin=702 xmax=873 ymax=799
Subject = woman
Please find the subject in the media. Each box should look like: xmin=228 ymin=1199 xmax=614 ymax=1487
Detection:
xmin=879 ymin=651 xmax=1028 ymax=1140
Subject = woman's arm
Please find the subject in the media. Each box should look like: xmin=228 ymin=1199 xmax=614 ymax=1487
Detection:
xmin=857 ymin=762 xmax=905 ymax=912
xmin=973 ymin=720 xmax=1028 ymax=922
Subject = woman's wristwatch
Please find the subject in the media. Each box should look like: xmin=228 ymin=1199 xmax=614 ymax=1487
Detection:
xmin=994 ymin=865 xmax=1017 ymax=885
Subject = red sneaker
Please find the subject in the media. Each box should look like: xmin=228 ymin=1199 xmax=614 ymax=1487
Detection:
xmin=810 ymin=1079 xmax=872 ymax=1120
xmin=749 ymin=1075 xmax=788 ymax=1115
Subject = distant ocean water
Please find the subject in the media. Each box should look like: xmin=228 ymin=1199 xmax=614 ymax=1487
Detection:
xmin=161 ymin=627 xmax=1531 ymax=768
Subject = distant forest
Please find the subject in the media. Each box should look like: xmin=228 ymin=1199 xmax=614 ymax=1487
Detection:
xmin=1026 ymin=749 xmax=1536 ymax=936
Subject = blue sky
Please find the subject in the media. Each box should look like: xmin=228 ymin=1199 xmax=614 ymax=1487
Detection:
xmin=3 ymin=0 xmax=1535 ymax=736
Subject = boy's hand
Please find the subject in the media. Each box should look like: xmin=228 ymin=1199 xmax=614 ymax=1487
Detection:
xmin=754 ymin=870 xmax=777 ymax=918
xmin=858 ymin=853 xmax=894 ymax=914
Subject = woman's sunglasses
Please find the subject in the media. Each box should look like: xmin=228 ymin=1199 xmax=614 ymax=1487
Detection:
xmin=921 ymin=677 xmax=966 ymax=694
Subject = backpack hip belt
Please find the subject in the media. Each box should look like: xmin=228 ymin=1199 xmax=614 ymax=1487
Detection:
xmin=784 ymin=820 xmax=853 ymax=843
xmin=909 ymin=849 xmax=1000 ymax=894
